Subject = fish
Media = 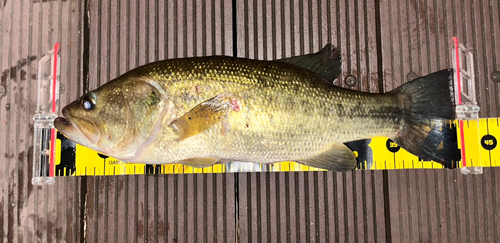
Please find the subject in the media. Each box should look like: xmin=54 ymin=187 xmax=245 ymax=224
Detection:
xmin=54 ymin=44 xmax=457 ymax=172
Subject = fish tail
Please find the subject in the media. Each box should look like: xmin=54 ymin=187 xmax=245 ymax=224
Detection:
xmin=389 ymin=69 xmax=459 ymax=168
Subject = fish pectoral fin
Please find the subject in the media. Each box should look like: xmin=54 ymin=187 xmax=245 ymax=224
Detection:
xmin=296 ymin=143 xmax=357 ymax=172
xmin=277 ymin=44 xmax=341 ymax=82
xmin=179 ymin=156 xmax=220 ymax=168
xmin=169 ymin=92 xmax=238 ymax=141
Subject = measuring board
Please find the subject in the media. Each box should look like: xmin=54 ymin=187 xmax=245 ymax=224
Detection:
xmin=32 ymin=38 xmax=492 ymax=183
xmin=48 ymin=118 xmax=499 ymax=176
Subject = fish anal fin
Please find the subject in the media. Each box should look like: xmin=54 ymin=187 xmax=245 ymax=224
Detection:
xmin=297 ymin=143 xmax=357 ymax=172
xmin=180 ymin=156 xmax=219 ymax=168
xmin=169 ymin=92 xmax=238 ymax=141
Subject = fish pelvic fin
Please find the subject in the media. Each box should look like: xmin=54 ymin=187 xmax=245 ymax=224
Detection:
xmin=179 ymin=156 xmax=220 ymax=168
xmin=277 ymin=44 xmax=341 ymax=82
xmin=296 ymin=143 xmax=357 ymax=172
xmin=390 ymin=69 xmax=459 ymax=168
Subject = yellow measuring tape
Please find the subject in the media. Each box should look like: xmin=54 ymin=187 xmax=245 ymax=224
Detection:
xmin=51 ymin=118 xmax=499 ymax=176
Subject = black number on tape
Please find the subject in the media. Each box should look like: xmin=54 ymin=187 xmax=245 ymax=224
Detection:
xmin=386 ymin=139 xmax=400 ymax=153
xmin=481 ymin=135 xmax=497 ymax=150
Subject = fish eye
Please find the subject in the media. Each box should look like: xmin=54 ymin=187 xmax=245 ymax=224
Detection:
xmin=82 ymin=100 xmax=93 ymax=110
xmin=81 ymin=92 xmax=97 ymax=110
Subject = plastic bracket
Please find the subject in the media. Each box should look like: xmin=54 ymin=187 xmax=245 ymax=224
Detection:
xmin=32 ymin=43 xmax=60 ymax=185
xmin=451 ymin=37 xmax=482 ymax=175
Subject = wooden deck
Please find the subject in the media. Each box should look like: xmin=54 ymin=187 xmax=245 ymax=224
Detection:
xmin=1 ymin=0 xmax=499 ymax=242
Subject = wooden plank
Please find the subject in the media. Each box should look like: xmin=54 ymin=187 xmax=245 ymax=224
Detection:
xmin=235 ymin=0 xmax=385 ymax=242
xmin=84 ymin=0 xmax=236 ymax=241
xmin=238 ymin=171 xmax=386 ymax=242
xmin=0 ymin=0 xmax=83 ymax=242
xmin=379 ymin=0 xmax=500 ymax=241
xmin=3 ymin=0 xmax=500 ymax=242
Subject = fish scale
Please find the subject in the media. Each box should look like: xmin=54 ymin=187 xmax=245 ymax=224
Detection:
xmin=55 ymin=46 xmax=457 ymax=171
xmin=125 ymin=56 xmax=403 ymax=164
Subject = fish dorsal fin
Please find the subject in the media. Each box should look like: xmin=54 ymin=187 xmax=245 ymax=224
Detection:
xmin=277 ymin=44 xmax=341 ymax=82
xmin=169 ymin=92 xmax=237 ymax=141
xmin=296 ymin=142 xmax=357 ymax=172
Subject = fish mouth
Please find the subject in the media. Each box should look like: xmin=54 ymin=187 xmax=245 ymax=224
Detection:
xmin=54 ymin=108 xmax=76 ymax=132
xmin=54 ymin=111 xmax=100 ymax=145
xmin=54 ymin=117 xmax=71 ymax=126
xmin=53 ymin=114 xmax=74 ymax=133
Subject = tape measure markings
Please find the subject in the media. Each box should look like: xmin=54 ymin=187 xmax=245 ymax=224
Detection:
xmin=478 ymin=119 xmax=493 ymax=167
xmin=51 ymin=118 xmax=500 ymax=176
xmin=486 ymin=118 xmax=499 ymax=166
xmin=485 ymin=119 xmax=492 ymax=167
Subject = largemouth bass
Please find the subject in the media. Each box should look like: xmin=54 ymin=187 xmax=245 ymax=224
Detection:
xmin=54 ymin=45 xmax=457 ymax=171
